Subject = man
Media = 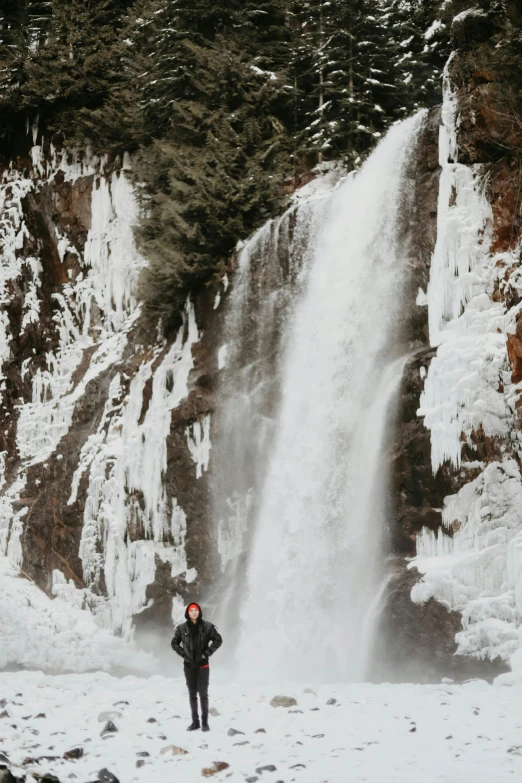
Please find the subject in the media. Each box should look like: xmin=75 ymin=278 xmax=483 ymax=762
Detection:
xmin=171 ymin=602 xmax=223 ymax=731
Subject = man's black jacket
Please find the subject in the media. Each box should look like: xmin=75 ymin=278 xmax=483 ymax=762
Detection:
xmin=171 ymin=607 xmax=222 ymax=666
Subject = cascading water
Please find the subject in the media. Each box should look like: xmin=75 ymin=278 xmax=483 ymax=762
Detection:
xmin=212 ymin=114 xmax=425 ymax=682
xmin=210 ymin=179 xmax=335 ymax=637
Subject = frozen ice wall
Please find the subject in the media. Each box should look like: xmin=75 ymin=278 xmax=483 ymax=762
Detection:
xmin=0 ymin=147 xmax=201 ymax=653
xmin=413 ymin=60 xmax=522 ymax=666
xmin=70 ymin=303 xmax=200 ymax=636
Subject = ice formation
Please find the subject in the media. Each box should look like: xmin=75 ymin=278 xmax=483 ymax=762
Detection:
xmin=0 ymin=145 xmax=199 ymax=642
xmin=413 ymin=461 xmax=522 ymax=661
xmin=186 ymin=415 xmax=211 ymax=479
xmin=71 ymin=303 xmax=200 ymax=635
xmin=413 ymin=59 xmax=522 ymax=664
xmin=417 ymin=59 xmax=510 ymax=473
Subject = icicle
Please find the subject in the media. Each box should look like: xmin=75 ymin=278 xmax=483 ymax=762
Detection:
xmin=73 ymin=301 xmax=200 ymax=635
xmin=419 ymin=56 xmax=509 ymax=473
xmin=186 ymin=415 xmax=211 ymax=479
xmin=412 ymin=460 xmax=522 ymax=662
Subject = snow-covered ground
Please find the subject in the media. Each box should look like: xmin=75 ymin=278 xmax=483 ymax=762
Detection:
xmin=2 ymin=672 xmax=522 ymax=783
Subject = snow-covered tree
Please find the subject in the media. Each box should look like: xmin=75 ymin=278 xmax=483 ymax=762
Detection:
xmin=0 ymin=1 xmax=52 ymax=144
xmin=291 ymin=0 xmax=404 ymax=167
xmin=125 ymin=0 xmax=289 ymax=322
xmin=387 ymin=0 xmax=449 ymax=113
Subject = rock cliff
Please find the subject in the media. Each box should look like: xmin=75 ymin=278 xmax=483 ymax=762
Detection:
xmin=380 ymin=1 xmax=522 ymax=681
xmin=1 ymin=1 xmax=522 ymax=681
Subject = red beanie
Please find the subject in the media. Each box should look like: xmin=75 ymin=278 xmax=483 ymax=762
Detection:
xmin=187 ymin=603 xmax=200 ymax=612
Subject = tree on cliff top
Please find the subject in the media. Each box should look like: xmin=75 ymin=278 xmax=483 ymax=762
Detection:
xmin=0 ymin=0 xmax=450 ymax=325
xmin=291 ymin=0 xmax=408 ymax=168
xmin=388 ymin=0 xmax=449 ymax=113
xmin=130 ymin=2 xmax=289 ymax=320
xmin=0 ymin=0 xmax=132 ymax=148
xmin=0 ymin=1 xmax=52 ymax=145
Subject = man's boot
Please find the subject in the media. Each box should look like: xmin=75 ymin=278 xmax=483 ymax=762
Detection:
xmin=201 ymin=695 xmax=210 ymax=732
xmin=187 ymin=696 xmax=200 ymax=731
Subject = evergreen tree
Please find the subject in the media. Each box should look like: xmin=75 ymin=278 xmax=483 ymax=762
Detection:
xmin=21 ymin=0 xmax=133 ymax=137
xmin=126 ymin=1 xmax=289 ymax=321
xmin=0 ymin=0 xmax=452 ymax=323
xmin=0 ymin=1 xmax=52 ymax=145
xmin=0 ymin=0 xmax=133 ymax=148
xmin=291 ymin=0 xmax=403 ymax=167
xmin=388 ymin=0 xmax=449 ymax=112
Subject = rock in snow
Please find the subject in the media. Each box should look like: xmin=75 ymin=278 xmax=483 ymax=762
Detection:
xmin=100 ymin=720 xmax=118 ymax=737
xmin=269 ymin=695 xmax=297 ymax=708
xmin=201 ymin=761 xmax=230 ymax=777
xmin=95 ymin=770 xmax=119 ymax=783
xmin=63 ymin=747 xmax=83 ymax=760
xmin=160 ymin=745 xmax=188 ymax=756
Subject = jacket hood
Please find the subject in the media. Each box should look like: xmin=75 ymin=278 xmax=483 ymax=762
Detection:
xmin=185 ymin=602 xmax=203 ymax=621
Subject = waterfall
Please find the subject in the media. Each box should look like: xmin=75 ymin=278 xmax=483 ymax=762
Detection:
xmin=212 ymin=114 xmax=424 ymax=682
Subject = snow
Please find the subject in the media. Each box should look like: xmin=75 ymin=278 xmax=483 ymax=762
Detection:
xmin=425 ymin=19 xmax=444 ymax=39
xmin=186 ymin=415 xmax=211 ymax=479
xmin=2 ymin=672 xmax=522 ymax=782
xmin=291 ymin=161 xmax=345 ymax=204
xmin=250 ymin=65 xmax=277 ymax=81
xmin=416 ymin=287 xmax=428 ymax=306
xmin=453 ymin=8 xmax=488 ymax=25
xmin=0 ymin=555 xmax=153 ymax=675
xmin=218 ymin=344 xmax=228 ymax=370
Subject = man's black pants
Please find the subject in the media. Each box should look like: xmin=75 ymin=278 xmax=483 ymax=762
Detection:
xmin=184 ymin=663 xmax=210 ymax=721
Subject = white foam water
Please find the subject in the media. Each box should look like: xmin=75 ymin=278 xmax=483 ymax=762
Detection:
xmin=230 ymin=114 xmax=424 ymax=681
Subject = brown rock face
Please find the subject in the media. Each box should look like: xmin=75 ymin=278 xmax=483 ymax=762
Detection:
xmin=507 ymin=328 xmax=522 ymax=384
xmin=387 ymin=109 xmax=443 ymax=560
xmin=374 ymin=561 xmax=508 ymax=683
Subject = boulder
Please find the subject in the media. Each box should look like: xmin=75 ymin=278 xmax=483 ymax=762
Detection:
xmin=63 ymin=747 xmax=84 ymax=760
xmin=96 ymin=770 xmax=119 ymax=783
xmin=100 ymin=721 xmax=118 ymax=737
xmin=201 ymin=762 xmax=230 ymax=777
xmin=269 ymin=696 xmax=297 ymax=708
xmin=160 ymin=745 xmax=188 ymax=756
